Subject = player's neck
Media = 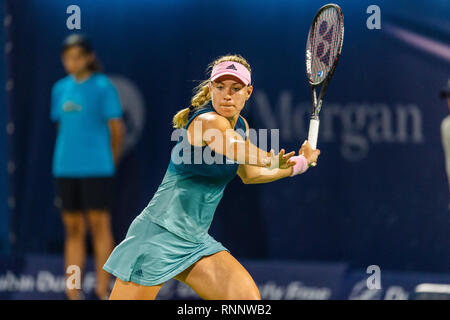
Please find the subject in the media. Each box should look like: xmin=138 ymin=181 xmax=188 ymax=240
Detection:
xmin=227 ymin=114 xmax=240 ymax=129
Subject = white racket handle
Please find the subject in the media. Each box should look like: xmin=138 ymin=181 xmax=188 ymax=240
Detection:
xmin=307 ymin=118 xmax=320 ymax=167
xmin=308 ymin=118 xmax=320 ymax=149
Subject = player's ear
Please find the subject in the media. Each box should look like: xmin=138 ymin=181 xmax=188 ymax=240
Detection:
xmin=246 ymin=85 xmax=253 ymax=100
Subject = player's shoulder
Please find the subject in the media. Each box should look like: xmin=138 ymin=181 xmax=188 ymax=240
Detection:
xmin=196 ymin=110 xmax=227 ymax=122
xmin=239 ymin=114 xmax=249 ymax=130
xmin=196 ymin=111 xmax=232 ymax=130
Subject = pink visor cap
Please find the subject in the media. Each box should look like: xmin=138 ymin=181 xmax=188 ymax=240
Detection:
xmin=210 ymin=61 xmax=251 ymax=86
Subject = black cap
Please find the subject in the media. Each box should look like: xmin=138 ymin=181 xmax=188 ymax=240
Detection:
xmin=61 ymin=34 xmax=93 ymax=53
xmin=440 ymin=79 xmax=450 ymax=99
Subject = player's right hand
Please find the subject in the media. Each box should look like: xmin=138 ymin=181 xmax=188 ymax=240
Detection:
xmin=299 ymin=140 xmax=320 ymax=166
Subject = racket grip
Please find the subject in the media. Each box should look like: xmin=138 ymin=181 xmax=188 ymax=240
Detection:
xmin=307 ymin=118 xmax=320 ymax=150
xmin=307 ymin=118 xmax=320 ymax=167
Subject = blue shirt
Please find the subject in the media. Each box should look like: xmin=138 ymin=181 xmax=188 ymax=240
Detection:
xmin=51 ymin=73 xmax=123 ymax=177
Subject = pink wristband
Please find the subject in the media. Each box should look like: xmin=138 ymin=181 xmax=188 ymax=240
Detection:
xmin=290 ymin=155 xmax=308 ymax=177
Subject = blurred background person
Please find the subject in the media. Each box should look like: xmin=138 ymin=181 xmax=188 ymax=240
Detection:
xmin=50 ymin=34 xmax=124 ymax=300
xmin=440 ymin=79 xmax=450 ymax=207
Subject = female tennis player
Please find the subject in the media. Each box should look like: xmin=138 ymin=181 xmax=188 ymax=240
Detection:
xmin=103 ymin=54 xmax=320 ymax=300
xmin=51 ymin=34 xmax=124 ymax=300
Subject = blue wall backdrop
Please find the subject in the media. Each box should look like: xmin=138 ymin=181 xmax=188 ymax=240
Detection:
xmin=2 ymin=0 xmax=450 ymax=275
xmin=0 ymin=1 xmax=9 ymax=254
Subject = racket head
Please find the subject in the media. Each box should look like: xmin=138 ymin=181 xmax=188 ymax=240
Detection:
xmin=306 ymin=4 xmax=344 ymax=86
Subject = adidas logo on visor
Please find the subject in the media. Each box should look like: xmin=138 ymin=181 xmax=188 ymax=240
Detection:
xmin=226 ymin=64 xmax=237 ymax=70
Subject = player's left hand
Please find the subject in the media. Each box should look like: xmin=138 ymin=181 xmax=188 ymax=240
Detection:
xmin=269 ymin=149 xmax=296 ymax=169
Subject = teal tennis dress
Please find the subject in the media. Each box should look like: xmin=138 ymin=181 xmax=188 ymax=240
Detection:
xmin=103 ymin=105 xmax=247 ymax=286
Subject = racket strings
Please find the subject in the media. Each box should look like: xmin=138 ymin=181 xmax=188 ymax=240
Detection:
xmin=307 ymin=6 xmax=343 ymax=84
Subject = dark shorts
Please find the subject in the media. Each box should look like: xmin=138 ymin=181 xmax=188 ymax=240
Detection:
xmin=55 ymin=177 xmax=115 ymax=212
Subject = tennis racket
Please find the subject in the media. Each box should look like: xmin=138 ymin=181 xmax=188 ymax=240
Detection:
xmin=305 ymin=3 xmax=344 ymax=166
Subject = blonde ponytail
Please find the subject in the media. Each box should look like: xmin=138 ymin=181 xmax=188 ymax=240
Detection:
xmin=191 ymin=80 xmax=211 ymax=107
xmin=172 ymin=54 xmax=251 ymax=129
xmin=172 ymin=107 xmax=191 ymax=129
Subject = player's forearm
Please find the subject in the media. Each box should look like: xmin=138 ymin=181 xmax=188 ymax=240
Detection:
xmin=225 ymin=138 xmax=271 ymax=168
xmin=244 ymin=167 xmax=293 ymax=184
xmin=206 ymin=128 xmax=273 ymax=168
